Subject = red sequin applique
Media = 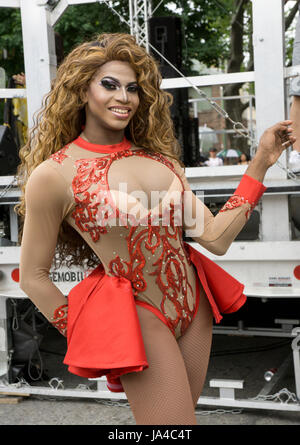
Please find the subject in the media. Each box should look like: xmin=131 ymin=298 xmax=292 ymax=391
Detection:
xmin=49 ymin=145 xmax=70 ymax=164
xmin=71 ymin=151 xmax=134 ymax=241
xmin=50 ymin=304 xmax=68 ymax=337
xmin=70 ymin=148 xmax=195 ymax=336
xmin=220 ymin=195 xmax=255 ymax=220
xmin=109 ymin=202 xmax=195 ymax=337
xmin=71 ymin=149 xmax=184 ymax=242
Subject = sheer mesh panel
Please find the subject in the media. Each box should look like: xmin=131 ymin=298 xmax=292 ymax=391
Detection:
xmin=21 ymin=138 xmax=252 ymax=334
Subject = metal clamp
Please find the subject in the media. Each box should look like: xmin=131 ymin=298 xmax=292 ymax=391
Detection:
xmin=209 ymin=379 xmax=244 ymax=400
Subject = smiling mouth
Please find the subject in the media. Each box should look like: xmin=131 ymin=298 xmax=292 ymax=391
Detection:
xmin=109 ymin=107 xmax=131 ymax=116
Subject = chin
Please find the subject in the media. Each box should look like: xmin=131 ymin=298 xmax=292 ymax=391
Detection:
xmin=106 ymin=121 xmax=130 ymax=132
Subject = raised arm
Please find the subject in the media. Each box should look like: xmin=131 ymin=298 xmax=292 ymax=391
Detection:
xmin=173 ymin=121 xmax=295 ymax=255
xmin=19 ymin=162 xmax=73 ymax=336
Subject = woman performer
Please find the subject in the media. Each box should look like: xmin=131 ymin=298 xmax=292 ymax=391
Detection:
xmin=16 ymin=33 xmax=295 ymax=425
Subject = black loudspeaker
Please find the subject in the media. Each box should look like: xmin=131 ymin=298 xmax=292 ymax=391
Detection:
xmin=148 ymin=16 xmax=200 ymax=166
xmin=0 ymin=125 xmax=19 ymax=175
xmin=235 ymin=210 xmax=260 ymax=241
xmin=187 ymin=117 xmax=200 ymax=165
xmin=168 ymin=88 xmax=200 ymax=166
xmin=290 ymin=196 xmax=300 ymax=231
xmin=148 ymin=16 xmax=182 ymax=78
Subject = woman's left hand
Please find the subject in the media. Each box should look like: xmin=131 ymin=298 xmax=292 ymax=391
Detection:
xmin=255 ymin=120 xmax=296 ymax=168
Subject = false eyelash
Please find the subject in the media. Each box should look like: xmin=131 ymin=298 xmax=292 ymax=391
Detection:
xmin=100 ymin=79 xmax=139 ymax=93
xmin=100 ymin=79 xmax=117 ymax=89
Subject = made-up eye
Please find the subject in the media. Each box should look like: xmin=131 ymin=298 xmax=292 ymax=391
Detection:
xmin=100 ymin=79 xmax=117 ymax=90
xmin=127 ymin=84 xmax=139 ymax=93
xmin=100 ymin=78 xmax=139 ymax=93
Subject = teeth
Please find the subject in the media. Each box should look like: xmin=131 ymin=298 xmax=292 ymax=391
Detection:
xmin=110 ymin=108 xmax=129 ymax=114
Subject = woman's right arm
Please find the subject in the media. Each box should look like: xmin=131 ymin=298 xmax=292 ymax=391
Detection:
xmin=19 ymin=163 xmax=72 ymax=336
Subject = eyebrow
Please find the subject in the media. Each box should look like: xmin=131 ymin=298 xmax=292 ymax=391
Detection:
xmin=100 ymin=76 xmax=138 ymax=86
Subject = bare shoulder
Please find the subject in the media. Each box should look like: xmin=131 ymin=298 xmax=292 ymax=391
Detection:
xmin=25 ymin=160 xmax=67 ymax=202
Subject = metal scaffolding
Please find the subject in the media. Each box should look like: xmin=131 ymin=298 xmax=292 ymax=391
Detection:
xmin=129 ymin=0 xmax=152 ymax=51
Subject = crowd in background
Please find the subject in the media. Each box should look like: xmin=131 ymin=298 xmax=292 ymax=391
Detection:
xmin=197 ymin=147 xmax=250 ymax=167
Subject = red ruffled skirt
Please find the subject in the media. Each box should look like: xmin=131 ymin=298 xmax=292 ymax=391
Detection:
xmin=63 ymin=242 xmax=246 ymax=392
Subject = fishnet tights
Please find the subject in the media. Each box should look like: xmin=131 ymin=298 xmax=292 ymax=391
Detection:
xmin=120 ymin=288 xmax=213 ymax=425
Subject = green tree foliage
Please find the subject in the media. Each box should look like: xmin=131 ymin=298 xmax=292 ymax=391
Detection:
xmin=0 ymin=7 xmax=23 ymax=79
xmin=54 ymin=1 xmax=130 ymax=57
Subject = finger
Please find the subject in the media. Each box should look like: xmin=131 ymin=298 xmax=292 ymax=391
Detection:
xmin=280 ymin=128 xmax=294 ymax=137
xmin=279 ymin=125 xmax=295 ymax=136
xmin=277 ymin=126 xmax=294 ymax=140
xmin=271 ymin=120 xmax=293 ymax=132
xmin=272 ymin=120 xmax=292 ymax=132
xmin=278 ymin=120 xmax=292 ymax=126
xmin=282 ymin=136 xmax=296 ymax=147
xmin=282 ymin=140 xmax=291 ymax=146
xmin=276 ymin=124 xmax=293 ymax=134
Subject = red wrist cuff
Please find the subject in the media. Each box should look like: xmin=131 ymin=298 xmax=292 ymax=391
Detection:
xmin=234 ymin=174 xmax=267 ymax=208
xmin=219 ymin=174 xmax=267 ymax=219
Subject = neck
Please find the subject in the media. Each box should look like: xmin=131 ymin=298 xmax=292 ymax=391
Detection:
xmin=82 ymin=124 xmax=125 ymax=146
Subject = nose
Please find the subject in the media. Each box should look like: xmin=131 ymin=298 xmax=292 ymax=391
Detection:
xmin=115 ymin=86 xmax=129 ymax=103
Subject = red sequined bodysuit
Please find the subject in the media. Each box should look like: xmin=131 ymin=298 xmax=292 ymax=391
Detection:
xmin=20 ymin=136 xmax=266 ymax=390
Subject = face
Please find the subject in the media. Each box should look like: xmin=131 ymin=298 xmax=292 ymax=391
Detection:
xmin=84 ymin=60 xmax=140 ymax=135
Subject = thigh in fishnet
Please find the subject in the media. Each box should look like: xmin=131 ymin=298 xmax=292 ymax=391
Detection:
xmin=120 ymin=305 xmax=197 ymax=425
xmin=178 ymin=289 xmax=213 ymax=407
